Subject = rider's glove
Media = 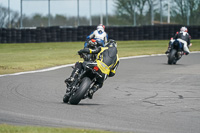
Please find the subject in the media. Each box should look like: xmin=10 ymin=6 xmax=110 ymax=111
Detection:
xmin=78 ymin=50 xmax=83 ymax=55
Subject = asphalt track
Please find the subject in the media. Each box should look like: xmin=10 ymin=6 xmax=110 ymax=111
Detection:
xmin=0 ymin=53 xmax=200 ymax=133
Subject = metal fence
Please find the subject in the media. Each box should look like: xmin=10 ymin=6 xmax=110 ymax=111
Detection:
xmin=2 ymin=0 xmax=199 ymax=28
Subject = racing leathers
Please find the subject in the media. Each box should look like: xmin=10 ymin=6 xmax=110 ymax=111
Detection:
xmin=84 ymin=28 xmax=108 ymax=48
xmin=78 ymin=46 xmax=119 ymax=78
xmin=166 ymin=31 xmax=191 ymax=54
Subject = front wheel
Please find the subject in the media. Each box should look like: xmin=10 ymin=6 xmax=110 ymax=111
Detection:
xmin=168 ymin=49 xmax=177 ymax=65
xmin=63 ymin=93 xmax=70 ymax=103
xmin=69 ymin=77 xmax=92 ymax=105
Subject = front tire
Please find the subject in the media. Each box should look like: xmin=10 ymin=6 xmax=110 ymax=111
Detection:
xmin=69 ymin=77 xmax=92 ymax=105
xmin=63 ymin=93 xmax=70 ymax=103
xmin=168 ymin=49 xmax=177 ymax=65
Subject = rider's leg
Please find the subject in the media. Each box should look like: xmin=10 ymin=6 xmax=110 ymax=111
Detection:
xmin=165 ymin=39 xmax=174 ymax=54
xmin=88 ymin=84 xmax=102 ymax=99
xmin=177 ymin=39 xmax=190 ymax=55
xmin=88 ymin=73 xmax=106 ymax=99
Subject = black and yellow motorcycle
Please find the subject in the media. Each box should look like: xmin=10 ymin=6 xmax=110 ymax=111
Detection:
xmin=63 ymin=53 xmax=102 ymax=105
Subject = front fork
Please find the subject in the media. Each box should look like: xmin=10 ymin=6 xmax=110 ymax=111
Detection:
xmin=67 ymin=72 xmax=96 ymax=98
xmin=67 ymin=67 xmax=98 ymax=99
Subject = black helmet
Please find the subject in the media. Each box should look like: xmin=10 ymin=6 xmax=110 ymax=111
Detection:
xmin=88 ymin=39 xmax=97 ymax=48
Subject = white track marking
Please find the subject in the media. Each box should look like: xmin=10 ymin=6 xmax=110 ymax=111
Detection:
xmin=0 ymin=51 xmax=200 ymax=78
xmin=0 ymin=64 xmax=73 ymax=77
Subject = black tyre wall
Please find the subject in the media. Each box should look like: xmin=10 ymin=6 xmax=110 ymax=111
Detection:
xmin=1 ymin=25 xmax=200 ymax=43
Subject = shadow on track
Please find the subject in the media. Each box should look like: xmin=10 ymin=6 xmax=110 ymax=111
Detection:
xmin=61 ymin=102 xmax=101 ymax=106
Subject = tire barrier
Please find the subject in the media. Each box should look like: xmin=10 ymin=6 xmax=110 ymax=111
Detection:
xmin=0 ymin=25 xmax=200 ymax=43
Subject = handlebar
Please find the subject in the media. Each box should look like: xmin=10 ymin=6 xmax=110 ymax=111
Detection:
xmin=79 ymin=53 xmax=87 ymax=59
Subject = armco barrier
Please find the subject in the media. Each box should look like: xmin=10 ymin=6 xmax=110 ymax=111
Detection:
xmin=0 ymin=25 xmax=200 ymax=43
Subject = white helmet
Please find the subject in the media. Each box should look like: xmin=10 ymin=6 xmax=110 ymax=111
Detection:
xmin=98 ymin=24 xmax=105 ymax=30
xmin=180 ymin=26 xmax=188 ymax=32
xmin=97 ymin=25 xmax=104 ymax=33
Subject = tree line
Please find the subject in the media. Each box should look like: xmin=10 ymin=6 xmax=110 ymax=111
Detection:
xmin=115 ymin=0 xmax=200 ymax=25
xmin=0 ymin=0 xmax=200 ymax=28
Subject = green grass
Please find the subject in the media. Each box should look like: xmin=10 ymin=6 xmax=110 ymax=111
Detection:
xmin=0 ymin=42 xmax=82 ymax=74
xmin=0 ymin=40 xmax=200 ymax=75
xmin=0 ymin=124 xmax=117 ymax=133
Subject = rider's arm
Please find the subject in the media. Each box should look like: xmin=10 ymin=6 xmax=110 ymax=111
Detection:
xmin=78 ymin=47 xmax=101 ymax=54
xmin=105 ymin=33 xmax=108 ymax=43
xmin=87 ymin=31 xmax=95 ymax=39
xmin=173 ymin=32 xmax=179 ymax=39
xmin=85 ymin=31 xmax=95 ymax=48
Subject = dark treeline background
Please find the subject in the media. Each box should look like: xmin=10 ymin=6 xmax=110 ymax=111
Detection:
xmin=0 ymin=0 xmax=200 ymax=28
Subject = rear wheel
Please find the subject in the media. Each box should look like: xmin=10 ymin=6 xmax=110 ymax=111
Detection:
xmin=69 ymin=77 xmax=92 ymax=105
xmin=168 ymin=49 xmax=177 ymax=65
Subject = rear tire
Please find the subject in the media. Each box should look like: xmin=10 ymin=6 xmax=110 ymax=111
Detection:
xmin=69 ymin=77 xmax=92 ymax=105
xmin=168 ymin=49 xmax=177 ymax=65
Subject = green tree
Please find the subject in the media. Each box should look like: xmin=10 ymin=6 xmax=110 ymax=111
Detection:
xmin=0 ymin=5 xmax=20 ymax=28
xmin=114 ymin=0 xmax=158 ymax=26
xmin=114 ymin=0 xmax=134 ymax=25
xmin=171 ymin=0 xmax=200 ymax=25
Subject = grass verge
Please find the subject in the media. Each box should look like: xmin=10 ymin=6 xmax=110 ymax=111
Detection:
xmin=0 ymin=124 xmax=116 ymax=133
xmin=0 ymin=40 xmax=200 ymax=75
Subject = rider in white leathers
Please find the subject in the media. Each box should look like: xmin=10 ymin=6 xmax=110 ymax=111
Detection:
xmin=84 ymin=24 xmax=108 ymax=48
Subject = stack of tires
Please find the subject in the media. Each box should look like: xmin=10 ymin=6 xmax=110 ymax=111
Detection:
xmin=60 ymin=28 xmax=67 ymax=42
xmin=189 ymin=25 xmax=200 ymax=39
xmin=0 ymin=29 xmax=7 ymax=43
xmin=66 ymin=28 xmax=72 ymax=42
xmin=77 ymin=26 xmax=84 ymax=41
xmin=72 ymin=28 xmax=77 ymax=41
xmin=16 ymin=29 xmax=22 ymax=43
xmin=6 ymin=29 xmax=12 ymax=43
xmin=0 ymin=25 xmax=200 ymax=43
xmin=48 ymin=26 xmax=59 ymax=42
xmin=107 ymin=26 xmax=114 ymax=40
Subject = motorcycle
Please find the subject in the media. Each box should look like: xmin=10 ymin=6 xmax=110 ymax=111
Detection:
xmin=167 ymin=40 xmax=185 ymax=65
xmin=63 ymin=53 xmax=102 ymax=105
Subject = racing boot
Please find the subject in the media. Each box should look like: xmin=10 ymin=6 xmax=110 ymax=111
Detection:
xmin=88 ymin=84 xmax=100 ymax=99
xmin=64 ymin=68 xmax=80 ymax=85
xmin=177 ymin=51 xmax=182 ymax=59
xmin=184 ymin=51 xmax=189 ymax=55
xmin=165 ymin=47 xmax=171 ymax=54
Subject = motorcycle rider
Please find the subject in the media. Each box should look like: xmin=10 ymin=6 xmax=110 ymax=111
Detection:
xmin=165 ymin=26 xmax=191 ymax=55
xmin=84 ymin=24 xmax=108 ymax=48
xmin=65 ymin=39 xmax=119 ymax=99
xmin=83 ymin=39 xmax=99 ymax=61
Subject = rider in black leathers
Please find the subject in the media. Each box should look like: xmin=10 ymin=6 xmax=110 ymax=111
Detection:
xmin=165 ymin=26 xmax=191 ymax=55
xmin=65 ymin=40 xmax=119 ymax=99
